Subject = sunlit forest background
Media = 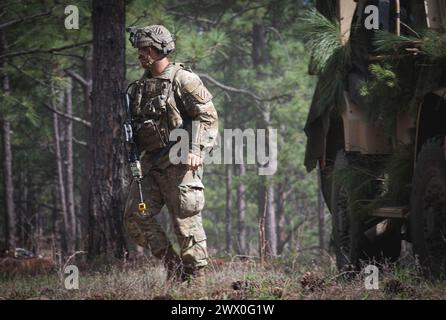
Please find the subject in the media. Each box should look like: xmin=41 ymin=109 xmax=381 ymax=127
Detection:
xmin=0 ymin=0 xmax=330 ymax=268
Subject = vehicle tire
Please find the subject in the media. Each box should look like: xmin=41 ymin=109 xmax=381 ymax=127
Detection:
xmin=331 ymin=151 xmax=401 ymax=271
xmin=331 ymin=151 xmax=369 ymax=271
xmin=410 ymin=136 xmax=446 ymax=279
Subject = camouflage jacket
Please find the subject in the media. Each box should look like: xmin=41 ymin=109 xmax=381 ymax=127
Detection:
xmin=129 ymin=63 xmax=219 ymax=168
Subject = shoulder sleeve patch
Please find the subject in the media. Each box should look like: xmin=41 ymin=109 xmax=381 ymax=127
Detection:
xmin=190 ymin=84 xmax=213 ymax=104
xmin=178 ymin=72 xmax=213 ymax=104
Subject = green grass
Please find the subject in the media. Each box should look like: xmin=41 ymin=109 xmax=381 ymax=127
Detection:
xmin=1 ymin=253 xmax=446 ymax=300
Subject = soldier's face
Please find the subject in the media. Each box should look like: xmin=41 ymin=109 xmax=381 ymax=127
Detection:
xmin=138 ymin=47 xmax=154 ymax=69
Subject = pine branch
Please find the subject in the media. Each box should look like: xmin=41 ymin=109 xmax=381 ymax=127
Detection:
xmin=373 ymin=30 xmax=418 ymax=53
xmin=169 ymin=11 xmax=218 ymax=25
xmin=198 ymin=73 xmax=291 ymax=103
xmin=0 ymin=40 xmax=92 ymax=60
xmin=198 ymin=72 xmax=262 ymax=100
xmin=298 ymin=8 xmax=342 ymax=74
xmin=45 ymin=103 xmax=92 ymax=128
xmin=277 ymin=219 xmax=306 ymax=254
xmin=64 ymin=69 xmax=91 ymax=88
xmin=72 ymin=136 xmax=88 ymax=146
xmin=0 ymin=10 xmax=52 ymax=30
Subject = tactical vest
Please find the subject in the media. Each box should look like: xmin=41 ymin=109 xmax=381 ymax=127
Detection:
xmin=130 ymin=64 xmax=186 ymax=153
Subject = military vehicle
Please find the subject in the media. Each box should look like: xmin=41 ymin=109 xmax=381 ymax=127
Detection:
xmin=304 ymin=0 xmax=446 ymax=278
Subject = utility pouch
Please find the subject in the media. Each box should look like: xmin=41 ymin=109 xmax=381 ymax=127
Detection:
xmin=166 ymin=98 xmax=183 ymax=130
xmin=136 ymin=119 xmax=169 ymax=152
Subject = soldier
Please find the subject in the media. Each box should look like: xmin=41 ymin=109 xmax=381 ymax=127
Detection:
xmin=123 ymin=25 xmax=218 ymax=286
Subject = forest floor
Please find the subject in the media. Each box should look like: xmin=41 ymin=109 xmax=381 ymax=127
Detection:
xmin=1 ymin=251 xmax=446 ymax=300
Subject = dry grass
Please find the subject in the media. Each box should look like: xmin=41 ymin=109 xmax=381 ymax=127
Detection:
xmin=1 ymin=254 xmax=446 ymax=300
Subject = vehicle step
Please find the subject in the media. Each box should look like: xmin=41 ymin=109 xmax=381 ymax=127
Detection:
xmin=370 ymin=206 xmax=409 ymax=218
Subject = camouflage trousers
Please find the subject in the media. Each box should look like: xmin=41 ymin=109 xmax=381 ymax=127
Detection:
xmin=124 ymin=163 xmax=208 ymax=269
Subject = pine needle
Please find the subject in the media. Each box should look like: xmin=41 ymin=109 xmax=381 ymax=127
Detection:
xmin=298 ymin=9 xmax=351 ymax=116
xmin=298 ymin=9 xmax=343 ymax=74
xmin=373 ymin=30 xmax=417 ymax=54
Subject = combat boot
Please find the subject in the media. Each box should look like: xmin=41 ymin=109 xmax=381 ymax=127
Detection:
xmin=164 ymin=248 xmax=183 ymax=282
xmin=182 ymin=266 xmax=206 ymax=288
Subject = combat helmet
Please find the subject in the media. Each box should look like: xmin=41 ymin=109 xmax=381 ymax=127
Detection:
xmin=127 ymin=25 xmax=175 ymax=55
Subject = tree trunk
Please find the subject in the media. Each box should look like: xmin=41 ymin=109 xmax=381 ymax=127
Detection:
xmin=65 ymin=79 xmax=76 ymax=248
xmin=89 ymin=0 xmax=127 ymax=260
xmin=80 ymin=55 xmax=93 ymax=246
xmin=264 ymin=109 xmax=278 ymax=256
xmin=236 ymin=163 xmax=247 ymax=255
xmin=1 ymin=30 xmax=16 ymax=256
xmin=264 ymin=176 xmax=277 ymax=256
xmin=317 ymin=168 xmax=325 ymax=252
xmin=17 ymin=170 xmax=24 ymax=248
xmin=224 ymin=103 xmax=233 ymax=254
xmin=51 ymin=182 xmax=64 ymax=261
xmin=22 ymin=170 xmax=29 ymax=250
xmin=35 ymin=208 xmax=42 ymax=254
xmin=257 ymin=177 xmax=278 ymax=258
xmin=26 ymin=170 xmax=38 ymax=254
xmin=258 ymin=182 xmax=266 ymax=259
xmin=252 ymin=22 xmax=270 ymax=66
xmin=252 ymin=20 xmax=277 ymax=257
xmin=68 ymin=53 xmax=93 ymax=250
xmin=225 ymin=164 xmax=233 ymax=253
xmin=276 ymin=181 xmax=287 ymax=255
xmin=1 ymin=118 xmax=16 ymax=255
xmin=53 ymin=90 xmax=70 ymax=255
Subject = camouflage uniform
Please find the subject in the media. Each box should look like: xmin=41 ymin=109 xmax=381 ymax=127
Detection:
xmin=124 ymin=25 xmax=218 ymax=280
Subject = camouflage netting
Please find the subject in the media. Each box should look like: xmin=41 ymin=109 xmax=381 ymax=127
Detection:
xmin=299 ymin=8 xmax=349 ymax=172
xmin=303 ymin=3 xmax=446 ymax=173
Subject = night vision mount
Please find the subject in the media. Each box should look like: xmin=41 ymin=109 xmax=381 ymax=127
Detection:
xmin=126 ymin=26 xmax=139 ymax=47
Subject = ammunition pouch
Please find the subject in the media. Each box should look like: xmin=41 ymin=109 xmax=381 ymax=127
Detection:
xmin=136 ymin=119 xmax=169 ymax=152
